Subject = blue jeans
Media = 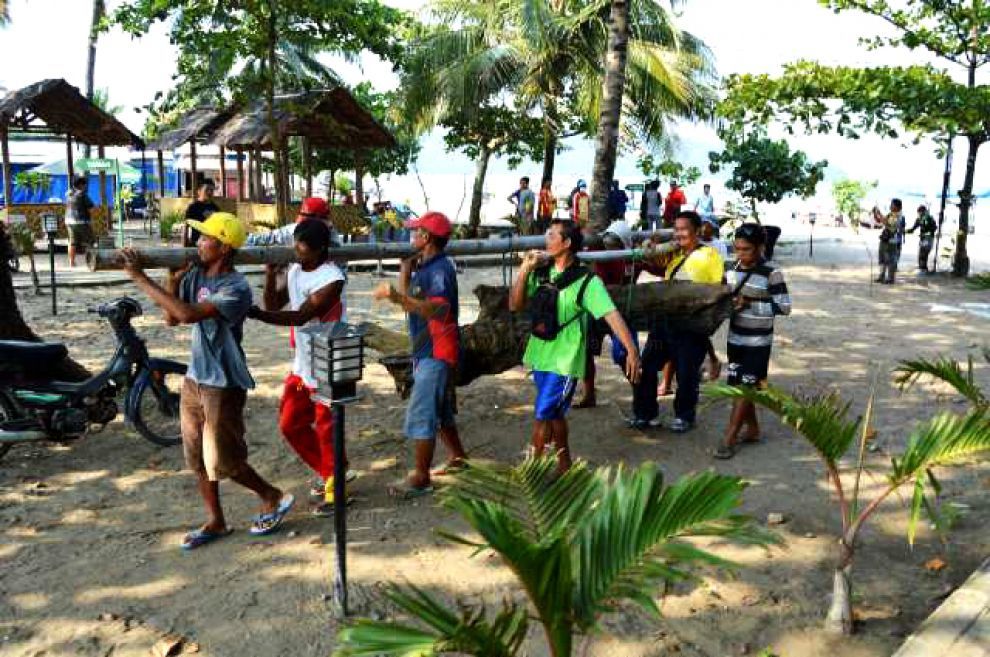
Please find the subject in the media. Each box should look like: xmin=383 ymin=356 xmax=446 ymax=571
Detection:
xmin=403 ymin=358 xmax=456 ymax=439
xmin=632 ymin=328 xmax=708 ymax=423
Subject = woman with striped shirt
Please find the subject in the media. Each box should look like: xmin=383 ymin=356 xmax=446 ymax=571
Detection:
xmin=715 ymin=223 xmax=792 ymax=460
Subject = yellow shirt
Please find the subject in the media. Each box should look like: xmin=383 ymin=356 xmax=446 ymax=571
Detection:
xmin=666 ymin=245 xmax=724 ymax=284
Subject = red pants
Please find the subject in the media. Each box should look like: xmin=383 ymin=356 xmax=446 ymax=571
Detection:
xmin=279 ymin=373 xmax=337 ymax=479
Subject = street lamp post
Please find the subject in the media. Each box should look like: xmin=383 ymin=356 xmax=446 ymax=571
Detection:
xmin=42 ymin=214 xmax=59 ymax=315
xmin=303 ymin=321 xmax=369 ymax=619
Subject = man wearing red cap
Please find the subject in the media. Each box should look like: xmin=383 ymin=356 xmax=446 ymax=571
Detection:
xmin=373 ymin=211 xmax=468 ymax=497
xmin=246 ymin=197 xmax=333 ymax=246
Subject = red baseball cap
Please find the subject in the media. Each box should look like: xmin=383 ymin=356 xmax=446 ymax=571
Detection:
xmin=405 ymin=211 xmax=452 ymax=238
xmin=297 ymin=197 xmax=329 ymax=221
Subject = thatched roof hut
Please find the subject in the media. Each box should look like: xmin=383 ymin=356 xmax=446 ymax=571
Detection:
xmin=0 ymin=79 xmax=142 ymax=147
xmin=210 ymin=87 xmax=395 ymax=150
xmin=145 ymin=106 xmax=237 ymax=151
xmin=0 ymin=78 xmax=143 ymax=211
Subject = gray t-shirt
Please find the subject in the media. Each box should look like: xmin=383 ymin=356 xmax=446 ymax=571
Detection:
xmin=179 ymin=267 xmax=255 ymax=390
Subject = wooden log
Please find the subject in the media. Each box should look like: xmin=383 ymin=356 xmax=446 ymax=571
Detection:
xmin=372 ymin=281 xmax=731 ymax=397
xmin=87 ymin=230 xmax=673 ymax=270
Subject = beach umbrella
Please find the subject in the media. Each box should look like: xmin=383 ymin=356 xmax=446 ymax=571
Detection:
xmin=28 ymin=158 xmax=142 ymax=184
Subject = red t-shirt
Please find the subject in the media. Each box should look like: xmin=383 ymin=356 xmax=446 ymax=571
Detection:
xmin=663 ymin=188 xmax=687 ymax=220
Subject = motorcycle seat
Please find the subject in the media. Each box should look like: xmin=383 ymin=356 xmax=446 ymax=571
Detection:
xmin=0 ymin=340 xmax=69 ymax=367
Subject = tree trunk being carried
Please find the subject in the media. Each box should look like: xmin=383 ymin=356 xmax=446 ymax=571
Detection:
xmin=373 ymin=281 xmax=731 ymax=398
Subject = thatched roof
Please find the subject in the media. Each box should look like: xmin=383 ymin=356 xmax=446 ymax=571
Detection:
xmin=0 ymin=79 xmax=143 ymax=147
xmin=209 ymin=87 xmax=395 ymax=150
xmin=145 ymin=106 xmax=238 ymax=151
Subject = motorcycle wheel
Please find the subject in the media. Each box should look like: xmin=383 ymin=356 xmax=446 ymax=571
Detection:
xmin=132 ymin=365 xmax=184 ymax=447
xmin=0 ymin=392 xmax=19 ymax=461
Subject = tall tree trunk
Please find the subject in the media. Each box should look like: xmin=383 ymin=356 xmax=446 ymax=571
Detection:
xmin=589 ymin=0 xmax=630 ymax=232
xmin=468 ymin=143 xmax=492 ymax=238
xmin=264 ymin=1 xmax=289 ymax=226
xmin=953 ymin=134 xmax=981 ymax=277
xmin=0 ymin=225 xmax=88 ymax=380
xmin=541 ymin=120 xmax=557 ymax=185
xmin=83 ymin=0 xmax=104 ymax=159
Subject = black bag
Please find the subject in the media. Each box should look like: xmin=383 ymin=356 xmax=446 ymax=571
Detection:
xmin=529 ymin=264 xmax=592 ymax=341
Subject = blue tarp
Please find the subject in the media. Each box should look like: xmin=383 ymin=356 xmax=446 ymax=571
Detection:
xmin=1 ymin=162 xmax=118 ymax=208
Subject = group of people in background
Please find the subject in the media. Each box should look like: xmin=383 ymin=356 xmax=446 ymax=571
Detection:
xmin=508 ymin=177 xmax=717 ymax=235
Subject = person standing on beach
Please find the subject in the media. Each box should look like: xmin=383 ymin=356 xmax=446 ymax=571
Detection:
xmin=662 ymin=181 xmax=687 ymax=228
xmin=715 ymin=223 xmax=791 ymax=460
xmin=695 ymin=183 xmax=716 ymax=225
xmin=571 ymin=180 xmax=591 ymax=227
xmin=537 ymin=178 xmax=555 ymax=234
xmin=906 ymin=204 xmax=937 ymax=272
xmin=373 ymin=212 xmax=468 ymax=497
xmin=874 ymin=198 xmax=906 ymax=284
xmin=65 ymin=176 xmax=95 ymax=268
xmin=640 ymin=180 xmax=662 ymax=231
xmin=183 ymin=181 xmax=220 ymax=247
xmin=509 ymin=219 xmax=641 ymax=472
xmin=508 ymin=176 xmax=537 ymax=235
xmin=121 ymin=212 xmax=292 ymax=549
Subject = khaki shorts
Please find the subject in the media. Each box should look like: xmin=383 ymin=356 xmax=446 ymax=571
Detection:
xmin=180 ymin=378 xmax=249 ymax=481
xmin=67 ymin=223 xmax=94 ymax=249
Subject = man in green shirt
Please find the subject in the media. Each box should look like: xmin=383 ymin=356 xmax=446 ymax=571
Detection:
xmin=509 ymin=219 xmax=641 ymax=472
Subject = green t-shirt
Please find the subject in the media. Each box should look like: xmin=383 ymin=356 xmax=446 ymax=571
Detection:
xmin=522 ymin=267 xmax=617 ymax=378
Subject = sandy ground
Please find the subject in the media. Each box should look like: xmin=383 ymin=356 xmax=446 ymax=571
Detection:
xmin=2 ymin=236 xmax=989 ymax=657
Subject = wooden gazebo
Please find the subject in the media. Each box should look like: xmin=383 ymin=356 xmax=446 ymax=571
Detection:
xmin=0 ymin=79 xmax=144 ymax=229
xmin=145 ymin=106 xmax=237 ymax=199
xmin=209 ymin=87 xmax=395 ymax=199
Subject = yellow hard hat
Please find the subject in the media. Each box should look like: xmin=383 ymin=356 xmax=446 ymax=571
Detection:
xmin=186 ymin=212 xmax=246 ymax=249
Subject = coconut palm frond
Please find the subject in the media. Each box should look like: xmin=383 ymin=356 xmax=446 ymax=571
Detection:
xmin=334 ymin=583 xmax=528 ymax=657
xmin=890 ymin=411 xmax=990 ymax=546
xmin=893 ymin=355 xmax=987 ymax=408
xmin=571 ymin=466 xmax=774 ymax=627
xmin=705 ymin=383 xmax=860 ymax=464
xmin=442 ymin=457 xmax=605 ymax=543
xmin=891 ymin=410 xmax=990 ymax=482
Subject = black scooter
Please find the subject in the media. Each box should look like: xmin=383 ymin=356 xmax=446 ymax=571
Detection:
xmin=0 ymin=297 xmax=186 ymax=461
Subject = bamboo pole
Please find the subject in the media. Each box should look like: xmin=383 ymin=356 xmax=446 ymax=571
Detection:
xmin=66 ymin=135 xmax=75 ymax=184
xmin=303 ymin=138 xmax=312 ymax=197
xmin=157 ymin=150 xmax=165 ymax=197
xmin=189 ymin=140 xmax=198 ymax=191
xmin=88 ymin=230 xmax=672 ymax=270
xmin=219 ymin=146 xmax=227 ymax=197
xmin=235 ymin=147 xmax=245 ymax=201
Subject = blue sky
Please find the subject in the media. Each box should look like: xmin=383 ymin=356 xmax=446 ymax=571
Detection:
xmin=1 ymin=0 xmax=987 ymax=213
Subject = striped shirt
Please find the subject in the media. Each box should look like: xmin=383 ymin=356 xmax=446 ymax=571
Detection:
xmin=725 ymin=259 xmax=791 ymax=348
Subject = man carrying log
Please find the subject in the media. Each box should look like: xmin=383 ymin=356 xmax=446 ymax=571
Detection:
xmin=631 ymin=210 xmax=724 ymax=432
xmin=373 ymin=212 xmax=468 ymax=498
xmin=247 ymin=218 xmax=349 ymax=516
xmin=120 ymin=213 xmax=293 ymax=548
xmin=510 ymin=219 xmax=641 ymax=473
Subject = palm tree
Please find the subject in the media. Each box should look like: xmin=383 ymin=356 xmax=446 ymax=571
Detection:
xmin=402 ymin=0 xmax=715 ymax=184
xmin=84 ymin=0 xmax=106 ymax=158
xmin=706 ymin=381 xmax=990 ymax=635
xmin=335 ymin=456 xmax=774 ymax=657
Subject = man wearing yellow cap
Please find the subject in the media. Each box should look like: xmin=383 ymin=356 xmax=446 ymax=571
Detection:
xmin=121 ymin=213 xmax=294 ymax=549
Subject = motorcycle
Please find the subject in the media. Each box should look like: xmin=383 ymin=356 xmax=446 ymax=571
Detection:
xmin=0 ymin=297 xmax=186 ymax=461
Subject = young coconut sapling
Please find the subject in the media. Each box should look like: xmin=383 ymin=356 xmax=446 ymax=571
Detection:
xmin=706 ymin=378 xmax=990 ymax=634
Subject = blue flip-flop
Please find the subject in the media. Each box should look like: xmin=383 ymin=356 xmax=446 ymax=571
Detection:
xmin=249 ymin=493 xmax=295 ymax=536
xmin=181 ymin=527 xmax=233 ymax=551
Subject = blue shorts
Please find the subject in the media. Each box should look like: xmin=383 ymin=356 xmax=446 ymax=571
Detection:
xmin=404 ymin=358 xmax=456 ymax=440
xmin=532 ymin=371 xmax=578 ymax=421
